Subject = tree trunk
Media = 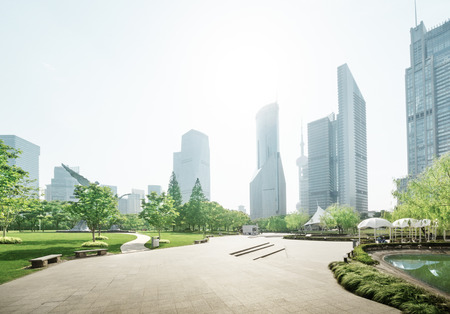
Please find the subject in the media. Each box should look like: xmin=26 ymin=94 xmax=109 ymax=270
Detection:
xmin=98 ymin=226 xmax=101 ymax=236
xmin=92 ymin=229 xmax=96 ymax=242
xmin=2 ymin=227 xmax=6 ymax=238
xmin=158 ymin=229 xmax=161 ymax=239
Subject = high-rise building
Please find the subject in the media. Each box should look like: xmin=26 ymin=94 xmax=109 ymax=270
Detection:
xmin=307 ymin=114 xmax=338 ymax=215
xmin=118 ymin=189 xmax=145 ymax=214
xmin=337 ymin=64 xmax=368 ymax=214
xmin=296 ymin=126 xmax=309 ymax=214
xmin=250 ymin=103 xmax=286 ymax=219
xmin=45 ymin=166 xmax=80 ymax=202
xmin=148 ymin=185 xmax=162 ymax=195
xmin=0 ymin=135 xmax=40 ymax=191
xmin=173 ymin=129 xmax=210 ymax=203
xmin=305 ymin=64 xmax=367 ymax=214
xmin=406 ymin=20 xmax=450 ymax=176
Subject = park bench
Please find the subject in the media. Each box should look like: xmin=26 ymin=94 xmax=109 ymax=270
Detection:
xmin=29 ymin=254 xmax=62 ymax=268
xmin=74 ymin=249 xmax=108 ymax=258
xmin=194 ymin=239 xmax=208 ymax=244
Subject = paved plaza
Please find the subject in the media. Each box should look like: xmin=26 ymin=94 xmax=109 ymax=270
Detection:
xmin=0 ymin=235 xmax=399 ymax=313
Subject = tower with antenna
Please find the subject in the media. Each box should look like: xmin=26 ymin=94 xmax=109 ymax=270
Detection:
xmin=296 ymin=122 xmax=309 ymax=214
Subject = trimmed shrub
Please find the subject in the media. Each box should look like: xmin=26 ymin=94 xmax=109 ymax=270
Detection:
xmin=351 ymin=245 xmax=378 ymax=265
xmin=0 ymin=237 xmax=22 ymax=244
xmin=159 ymin=239 xmax=170 ymax=244
xmin=81 ymin=241 xmax=108 ymax=248
xmin=95 ymin=236 xmax=109 ymax=240
xmin=329 ymin=261 xmax=450 ymax=314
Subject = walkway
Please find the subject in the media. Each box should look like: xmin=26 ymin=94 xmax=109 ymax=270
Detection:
xmin=0 ymin=236 xmax=399 ymax=313
xmin=120 ymin=233 xmax=151 ymax=253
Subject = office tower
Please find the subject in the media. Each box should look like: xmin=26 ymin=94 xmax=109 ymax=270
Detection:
xmin=173 ymin=129 xmax=210 ymax=203
xmin=307 ymin=114 xmax=338 ymax=215
xmin=0 ymin=135 xmax=40 ymax=191
xmin=250 ymin=103 xmax=286 ymax=220
xmin=296 ymin=126 xmax=309 ymax=214
xmin=337 ymin=64 xmax=368 ymax=214
xmin=45 ymin=166 xmax=80 ymax=202
xmin=238 ymin=205 xmax=246 ymax=214
xmin=406 ymin=20 xmax=450 ymax=176
xmin=148 ymin=185 xmax=162 ymax=195
xmin=118 ymin=189 xmax=145 ymax=214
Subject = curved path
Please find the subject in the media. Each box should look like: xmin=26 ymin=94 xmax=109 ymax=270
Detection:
xmin=120 ymin=233 xmax=150 ymax=253
xmin=0 ymin=236 xmax=399 ymax=313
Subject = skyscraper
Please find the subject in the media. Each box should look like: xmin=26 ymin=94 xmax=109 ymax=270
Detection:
xmin=406 ymin=20 xmax=450 ymax=176
xmin=337 ymin=64 xmax=368 ymax=214
xmin=296 ymin=126 xmax=309 ymax=214
xmin=45 ymin=166 xmax=80 ymax=202
xmin=0 ymin=135 xmax=40 ymax=191
xmin=173 ymin=129 xmax=210 ymax=203
xmin=250 ymin=103 xmax=286 ymax=219
xmin=305 ymin=64 xmax=367 ymax=214
xmin=148 ymin=185 xmax=162 ymax=195
xmin=307 ymin=114 xmax=337 ymax=215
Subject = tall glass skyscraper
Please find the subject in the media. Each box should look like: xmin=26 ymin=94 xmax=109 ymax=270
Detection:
xmin=250 ymin=103 xmax=286 ymax=219
xmin=0 ymin=135 xmax=40 ymax=191
xmin=173 ymin=129 xmax=210 ymax=203
xmin=406 ymin=20 xmax=450 ymax=176
xmin=337 ymin=64 xmax=368 ymax=214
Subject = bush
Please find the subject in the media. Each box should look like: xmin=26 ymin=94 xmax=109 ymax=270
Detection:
xmin=81 ymin=241 xmax=108 ymax=248
xmin=0 ymin=237 xmax=22 ymax=244
xmin=329 ymin=261 xmax=449 ymax=314
xmin=95 ymin=236 xmax=109 ymax=240
xmin=159 ymin=239 xmax=170 ymax=244
xmin=352 ymin=245 xmax=378 ymax=265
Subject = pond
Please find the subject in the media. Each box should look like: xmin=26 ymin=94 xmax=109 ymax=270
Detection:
xmin=384 ymin=254 xmax=450 ymax=293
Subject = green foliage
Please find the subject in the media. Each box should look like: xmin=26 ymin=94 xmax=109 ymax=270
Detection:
xmin=185 ymin=178 xmax=207 ymax=230
xmin=352 ymin=245 xmax=379 ymax=265
xmin=95 ymin=235 xmax=109 ymax=240
xmin=393 ymin=153 xmax=450 ymax=234
xmin=0 ymin=140 xmax=38 ymax=237
xmin=329 ymin=261 xmax=449 ymax=313
xmin=285 ymin=212 xmax=310 ymax=231
xmin=321 ymin=204 xmax=359 ymax=234
xmin=266 ymin=215 xmax=287 ymax=232
xmin=69 ymin=183 xmax=119 ymax=242
xmin=81 ymin=241 xmax=108 ymax=248
xmin=167 ymin=172 xmax=182 ymax=209
xmin=0 ymin=236 xmax=22 ymax=244
xmin=139 ymin=192 xmax=178 ymax=238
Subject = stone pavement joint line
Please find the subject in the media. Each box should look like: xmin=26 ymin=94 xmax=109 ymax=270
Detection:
xmin=0 ymin=236 xmax=400 ymax=313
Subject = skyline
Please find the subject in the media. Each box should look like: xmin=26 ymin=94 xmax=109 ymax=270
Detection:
xmin=1 ymin=1 xmax=449 ymax=213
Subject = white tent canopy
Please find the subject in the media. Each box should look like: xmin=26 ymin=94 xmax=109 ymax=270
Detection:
xmin=358 ymin=218 xmax=392 ymax=244
xmin=392 ymin=218 xmax=419 ymax=228
xmin=304 ymin=205 xmax=328 ymax=228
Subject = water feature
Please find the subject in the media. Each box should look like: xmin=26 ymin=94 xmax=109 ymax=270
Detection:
xmin=384 ymin=254 xmax=450 ymax=293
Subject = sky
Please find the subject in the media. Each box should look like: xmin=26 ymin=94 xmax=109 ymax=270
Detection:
xmin=1 ymin=0 xmax=449 ymax=214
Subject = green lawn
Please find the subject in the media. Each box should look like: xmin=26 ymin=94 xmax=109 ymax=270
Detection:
xmin=139 ymin=231 xmax=206 ymax=249
xmin=0 ymin=231 xmax=136 ymax=285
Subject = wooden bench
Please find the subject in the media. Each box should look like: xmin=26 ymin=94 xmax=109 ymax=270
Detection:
xmin=74 ymin=249 xmax=108 ymax=258
xmin=29 ymin=254 xmax=62 ymax=268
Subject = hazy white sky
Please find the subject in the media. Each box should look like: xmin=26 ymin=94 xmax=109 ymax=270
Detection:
xmin=1 ymin=0 xmax=449 ymax=213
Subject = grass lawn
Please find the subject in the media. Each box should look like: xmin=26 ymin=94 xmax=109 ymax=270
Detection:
xmin=0 ymin=231 xmax=136 ymax=285
xmin=139 ymin=231 xmax=206 ymax=249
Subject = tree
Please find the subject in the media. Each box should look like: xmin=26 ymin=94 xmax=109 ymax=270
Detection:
xmin=139 ymin=192 xmax=178 ymax=238
xmin=0 ymin=140 xmax=37 ymax=238
xmin=321 ymin=204 xmax=360 ymax=234
xmin=185 ymin=178 xmax=207 ymax=231
xmin=167 ymin=172 xmax=182 ymax=208
xmin=267 ymin=216 xmax=287 ymax=232
xmin=285 ymin=212 xmax=310 ymax=231
xmin=393 ymin=153 xmax=450 ymax=237
xmin=69 ymin=183 xmax=118 ymax=242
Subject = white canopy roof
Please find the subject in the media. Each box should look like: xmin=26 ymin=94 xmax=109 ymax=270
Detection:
xmin=304 ymin=205 xmax=327 ymax=226
xmin=392 ymin=218 xmax=419 ymax=228
xmin=357 ymin=218 xmax=392 ymax=229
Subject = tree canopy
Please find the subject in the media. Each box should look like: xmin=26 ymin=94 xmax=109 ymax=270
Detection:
xmin=0 ymin=140 xmax=37 ymax=238
xmin=69 ymin=183 xmax=118 ymax=241
xmin=320 ymin=204 xmax=359 ymax=234
xmin=139 ymin=192 xmax=178 ymax=238
xmin=393 ymin=153 xmax=450 ymax=234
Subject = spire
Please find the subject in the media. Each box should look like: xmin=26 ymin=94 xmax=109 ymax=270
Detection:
xmin=300 ymin=120 xmax=305 ymax=157
xmin=414 ymin=0 xmax=418 ymax=27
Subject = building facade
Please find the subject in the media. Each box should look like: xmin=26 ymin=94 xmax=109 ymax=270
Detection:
xmin=250 ymin=103 xmax=286 ymax=220
xmin=148 ymin=185 xmax=162 ymax=195
xmin=337 ymin=64 xmax=368 ymax=214
xmin=173 ymin=129 xmax=210 ymax=203
xmin=307 ymin=114 xmax=338 ymax=215
xmin=296 ymin=126 xmax=309 ymax=214
xmin=45 ymin=166 xmax=80 ymax=202
xmin=118 ymin=188 xmax=145 ymax=215
xmin=406 ymin=20 xmax=450 ymax=176
xmin=0 ymin=135 xmax=40 ymax=191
